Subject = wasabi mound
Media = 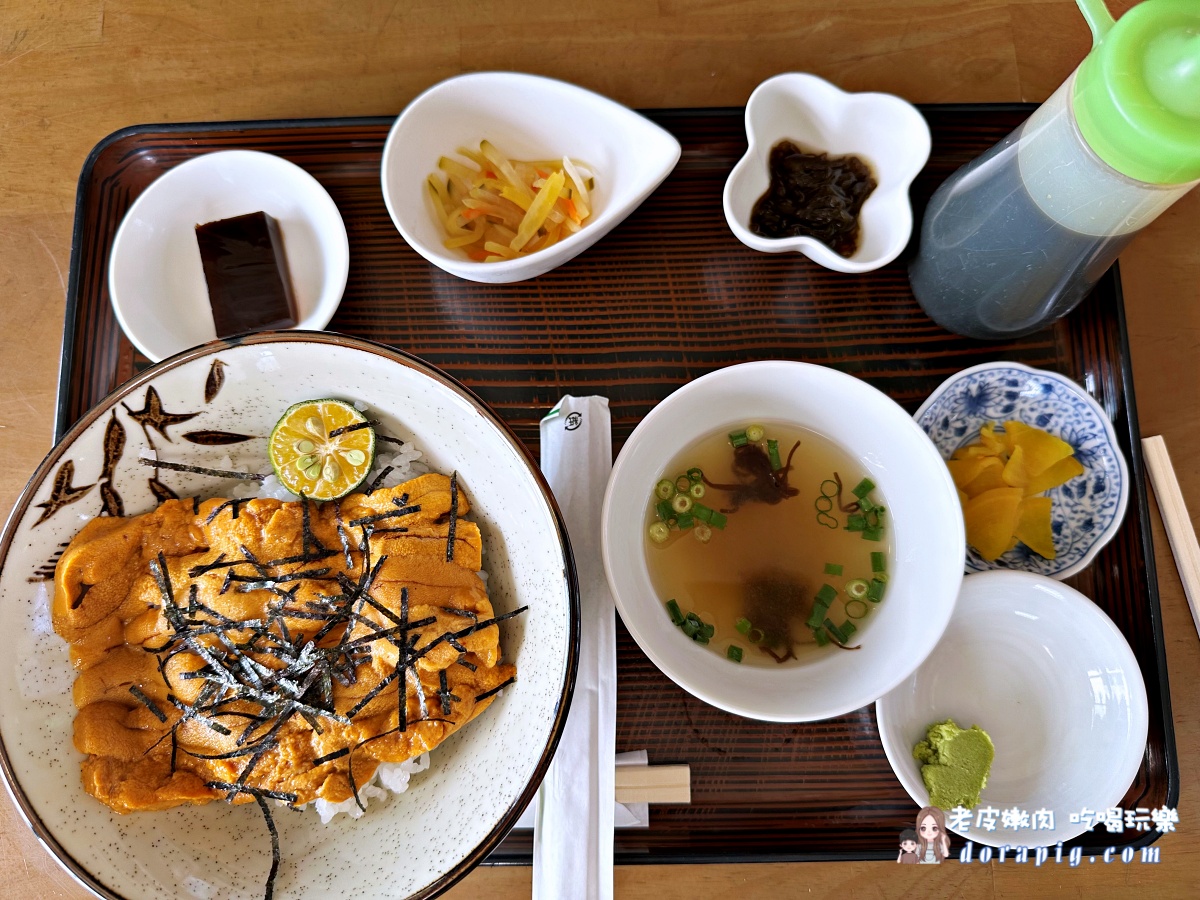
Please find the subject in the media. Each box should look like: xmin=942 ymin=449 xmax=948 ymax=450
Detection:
xmin=912 ymin=719 xmax=994 ymax=809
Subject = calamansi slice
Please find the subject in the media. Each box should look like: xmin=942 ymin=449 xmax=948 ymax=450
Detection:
xmin=269 ymin=399 xmax=375 ymax=501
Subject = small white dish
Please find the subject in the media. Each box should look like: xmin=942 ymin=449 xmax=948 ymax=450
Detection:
xmin=0 ymin=333 xmax=576 ymax=899
xmin=876 ymin=570 xmax=1148 ymax=848
xmin=381 ymin=71 xmax=681 ymax=284
xmin=601 ymin=361 xmax=964 ymax=722
xmin=108 ymin=150 xmax=350 ymax=362
xmin=915 ymin=361 xmax=1129 ymax=580
xmin=723 ymin=73 xmax=931 ymax=273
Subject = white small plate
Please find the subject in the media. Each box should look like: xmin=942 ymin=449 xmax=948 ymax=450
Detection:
xmin=723 ymin=73 xmax=930 ymax=273
xmin=108 ymin=150 xmax=350 ymax=361
xmin=381 ymin=71 xmax=681 ymax=284
xmin=876 ymin=571 xmax=1148 ymax=848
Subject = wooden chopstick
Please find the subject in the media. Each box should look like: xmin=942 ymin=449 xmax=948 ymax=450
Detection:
xmin=614 ymin=764 xmax=691 ymax=804
xmin=1141 ymin=435 xmax=1200 ymax=639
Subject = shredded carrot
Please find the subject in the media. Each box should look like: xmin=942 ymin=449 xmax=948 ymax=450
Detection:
xmin=428 ymin=141 xmax=595 ymax=262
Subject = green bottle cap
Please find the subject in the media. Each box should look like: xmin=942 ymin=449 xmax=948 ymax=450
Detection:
xmin=1073 ymin=0 xmax=1200 ymax=184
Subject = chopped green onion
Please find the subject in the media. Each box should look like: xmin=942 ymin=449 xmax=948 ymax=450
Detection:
xmin=868 ymin=578 xmax=887 ymax=602
xmin=691 ymin=503 xmax=713 ymax=523
xmin=685 ymin=612 xmax=702 ymax=627
xmin=656 ymin=499 xmax=674 ymax=522
xmin=648 ymin=521 xmax=670 ymax=543
xmin=845 ymin=513 xmax=867 ymax=532
xmin=845 ymin=599 xmax=869 ymax=619
xmin=745 ymin=424 xmax=765 ymax=443
xmin=815 ymin=583 xmax=838 ymax=605
xmin=700 ymin=623 xmax=715 ymax=640
xmin=675 ymin=512 xmax=694 ymax=529
xmin=871 ymin=551 xmax=887 ymax=573
xmin=845 ymin=579 xmax=870 ymax=600
xmin=666 ymin=599 xmax=685 ymax=625
xmin=806 ymin=602 xmax=830 ymax=629
xmin=863 ymin=525 xmax=884 ymax=542
xmin=852 ymin=477 xmax=876 ymax=499
xmin=726 ymin=645 xmax=744 ymax=663
xmin=693 ymin=522 xmax=712 ymax=543
xmin=735 ymin=617 xmax=752 ymax=635
xmin=709 ymin=511 xmax=728 ymax=530
xmin=729 ymin=429 xmax=748 ymax=447
xmin=824 ymin=618 xmax=846 ymax=644
xmin=840 ymin=620 xmax=857 ymax=639
xmin=655 ymin=479 xmax=675 ymax=500
xmin=747 ymin=627 xmax=765 ymax=644
xmin=682 ymin=619 xmax=700 ymax=638
xmin=814 ymin=627 xmax=830 ymax=647
xmin=689 ymin=482 xmax=706 ymax=499
xmin=694 ymin=633 xmax=710 ymax=645
xmin=687 ymin=467 xmax=704 ymax=483
xmin=823 ymin=562 xmax=843 ymax=576
xmin=858 ymin=495 xmax=876 ymax=513
xmin=767 ymin=438 xmax=782 ymax=470
xmin=675 ymin=475 xmax=691 ymax=493
xmin=671 ymin=493 xmax=693 ymax=514
xmin=873 ymin=572 xmax=890 ymax=584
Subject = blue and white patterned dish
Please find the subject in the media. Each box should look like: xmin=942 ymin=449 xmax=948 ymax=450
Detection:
xmin=914 ymin=362 xmax=1129 ymax=580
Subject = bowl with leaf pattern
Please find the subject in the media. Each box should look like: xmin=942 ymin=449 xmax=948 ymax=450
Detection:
xmin=914 ymin=362 xmax=1128 ymax=580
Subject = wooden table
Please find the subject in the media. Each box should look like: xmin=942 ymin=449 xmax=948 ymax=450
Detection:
xmin=1 ymin=2 xmax=1196 ymax=897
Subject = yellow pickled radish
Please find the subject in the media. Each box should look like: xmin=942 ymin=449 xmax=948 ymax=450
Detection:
xmin=268 ymin=399 xmax=376 ymax=501
xmin=963 ymin=487 xmax=1024 ymax=561
xmin=1014 ymin=496 xmax=1056 ymax=559
xmin=947 ymin=420 xmax=1084 ymax=561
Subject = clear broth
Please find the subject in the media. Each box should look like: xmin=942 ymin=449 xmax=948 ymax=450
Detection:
xmin=644 ymin=423 xmax=889 ymax=666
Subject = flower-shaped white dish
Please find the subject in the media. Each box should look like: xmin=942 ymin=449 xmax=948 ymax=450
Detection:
xmin=723 ymin=73 xmax=931 ymax=273
xmin=109 ymin=150 xmax=350 ymax=362
xmin=0 ymin=333 xmax=577 ymax=900
xmin=876 ymin=571 xmax=1148 ymax=849
xmin=915 ymin=361 xmax=1129 ymax=580
xmin=380 ymin=71 xmax=681 ymax=284
xmin=601 ymin=361 xmax=964 ymax=722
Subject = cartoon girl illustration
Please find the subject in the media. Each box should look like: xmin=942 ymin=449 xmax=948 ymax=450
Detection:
xmin=897 ymin=827 xmax=919 ymax=863
xmin=915 ymin=806 xmax=950 ymax=864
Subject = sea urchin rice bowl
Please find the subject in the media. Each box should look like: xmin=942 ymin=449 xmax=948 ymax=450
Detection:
xmin=0 ymin=333 xmax=576 ymax=900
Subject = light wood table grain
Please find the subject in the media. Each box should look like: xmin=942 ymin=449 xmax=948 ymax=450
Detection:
xmin=1 ymin=2 xmax=1196 ymax=898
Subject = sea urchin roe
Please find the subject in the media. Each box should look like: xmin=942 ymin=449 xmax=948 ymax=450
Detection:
xmin=749 ymin=141 xmax=877 ymax=257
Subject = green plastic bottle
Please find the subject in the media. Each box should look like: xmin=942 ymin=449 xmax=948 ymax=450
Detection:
xmin=909 ymin=0 xmax=1200 ymax=340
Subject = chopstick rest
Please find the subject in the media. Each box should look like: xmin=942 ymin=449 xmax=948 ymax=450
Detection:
xmin=1141 ymin=435 xmax=1200 ymax=639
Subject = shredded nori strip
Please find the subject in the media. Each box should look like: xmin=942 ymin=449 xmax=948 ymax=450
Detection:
xmin=473 ymin=675 xmax=517 ymax=703
xmin=311 ymin=747 xmax=350 ymax=767
xmin=327 ymin=420 xmax=372 ymax=439
xmin=446 ymin=471 xmax=458 ymax=562
xmin=347 ymin=503 xmax=422 ymax=528
xmin=455 ymin=657 xmax=478 ymax=672
xmin=204 ymin=498 xmax=247 ymax=523
xmin=138 ymin=457 xmax=265 ymax=481
xmin=128 ymin=685 xmax=167 ymax=722
xmin=366 ymin=466 xmax=393 ymax=495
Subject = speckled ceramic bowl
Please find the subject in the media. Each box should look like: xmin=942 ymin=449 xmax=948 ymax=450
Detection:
xmin=0 ymin=333 xmax=578 ymax=900
xmin=914 ymin=361 xmax=1129 ymax=580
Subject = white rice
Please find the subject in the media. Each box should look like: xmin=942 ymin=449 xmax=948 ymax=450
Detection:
xmin=304 ymin=754 xmax=431 ymax=824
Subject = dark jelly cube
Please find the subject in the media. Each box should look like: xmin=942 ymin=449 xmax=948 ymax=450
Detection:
xmin=196 ymin=211 xmax=297 ymax=338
